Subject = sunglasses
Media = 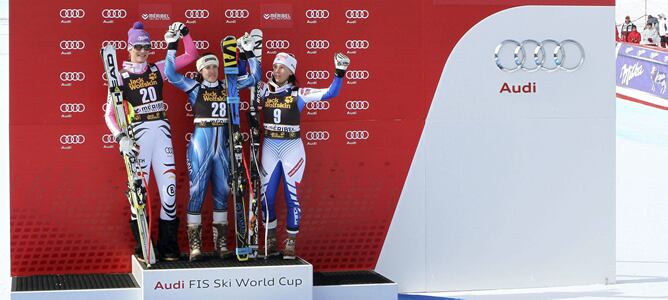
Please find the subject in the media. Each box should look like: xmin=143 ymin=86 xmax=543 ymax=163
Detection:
xmin=132 ymin=44 xmax=151 ymax=51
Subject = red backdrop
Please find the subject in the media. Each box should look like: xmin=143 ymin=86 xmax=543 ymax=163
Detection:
xmin=9 ymin=0 xmax=612 ymax=276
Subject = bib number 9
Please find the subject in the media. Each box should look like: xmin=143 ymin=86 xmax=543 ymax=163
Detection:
xmin=273 ymin=109 xmax=281 ymax=123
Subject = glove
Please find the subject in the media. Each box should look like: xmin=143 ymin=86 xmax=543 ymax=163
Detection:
xmin=169 ymin=22 xmax=189 ymax=37
xmin=334 ymin=52 xmax=350 ymax=78
xmin=237 ymin=32 xmax=255 ymax=59
xmin=164 ymin=30 xmax=179 ymax=50
xmin=118 ymin=134 xmax=140 ymax=158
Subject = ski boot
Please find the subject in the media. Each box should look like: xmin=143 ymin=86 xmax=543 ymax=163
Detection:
xmin=283 ymin=235 xmax=297 ymax=260
xmin=261 ymin=228 xmax=280 ymax=258
xmin=129 ymin=219 xmax=145 ymax=262
xmin=187 ymin=224 xmax=203 ymax=262
xmin=158 ymin=218 xmax=180 ymax=261
xmin=212 ymin=223 xmax=230 ymax=258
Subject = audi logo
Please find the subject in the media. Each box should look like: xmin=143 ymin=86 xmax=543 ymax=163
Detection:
xmin=225 ymin=9 xmax=249 ymax=19
xmin=60 ymin=9 xmax=85 ymax=19
xmin=194 ymin=40 xmax=210 ymax=49
xmin=345 ymin=10 xmax=369 ymax=19
xmin=151 ymin=41 xmax=168 ymax=50
xmin=345 ymin=130 xmax=369 ymax=140
xmin=494 ymin=39 xmax=585 ymax=72
xmin=305 ymin=40 xmax=329 ymax=50
xmin=102 ymin=71 xmax=108 ymax=82
xmin=306 ymin=71 xmax=330 ymax=80
xmin=305 ymin=10 xmax=329 ymax=19
xmin=60 ymin=40 xmax=85 ymax=50
xmin=102 ymin=40 xmax=127 ymax=49
xmin=60 ymin=103 xmax=86 ymax=113
xmin=102 ymin=103 xmax=108 ymax=112
xmin=164 ymin=102 xmax=170 ymax=111
xmin=240 ymin=101 xmax=250 ymax=111
xmin=185 ymin=102 xmax=192 ymax=112
xmin=266 ymin=40 xmax=290 ymax=49
xmin=345 ymin=40 xmax=369 ymax=50
xmin=185 ymin=71 xmax=198 ymax=79
xmin=305 ymin=131 xmax=330 ymax=141
xmin=60 ymin=72 xmax=85 ymax=82
xmin=241 ymin=132 xmax=250 ymax=142
xmin=185 ymin=133 xmax=193 ymax=142
xmin=346 ymin=70 xmax=369 ymax=80
xmin=345 ymin=100 xmax=369 ymax=110
xmin=306 ymin=101 xmax=330 ymax=110
xmin=101 ymin=9 xmax=127 ymax=19
xmin=101 ymin=134 xmax=115 ymax=144
xmin=60 ymin=135 xmax=86 ymax=145
xmin=185 ymin=9 xmax=209 ymax=19
xmin=266 ymin=71 xmax=273 ymax=80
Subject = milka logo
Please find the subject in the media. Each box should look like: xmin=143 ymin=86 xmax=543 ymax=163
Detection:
xmin=619 ymin=63 xmax=644 ymax=86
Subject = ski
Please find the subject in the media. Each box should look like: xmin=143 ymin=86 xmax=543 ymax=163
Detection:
xmin=246 ymin=28 xmax=263 ymax=258
xmin=221 ymin=36 xmax=251 ymax=261
xmin=100 ymin=45 xmax=156 ymax=266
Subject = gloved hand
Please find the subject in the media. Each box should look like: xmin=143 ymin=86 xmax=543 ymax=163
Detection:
xmin=164 ymin=29 xmax=179 ymax=50
xmin=118 ymin=134 xmax=140 ymax=158
xmin=237 ymin=32 xmax=255 ymax=59
xmin=334 ymin=52 xmax=350 ymax=78
xmin=169 ymin=22 xmax=189 ymax=37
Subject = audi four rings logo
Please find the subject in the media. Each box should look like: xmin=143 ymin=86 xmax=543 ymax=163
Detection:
xmin=266 ymin=40 xmax=290 ymax=49
xmin=185 ymin=133 xmax=193 ymax=142
xmin=306 ymin=101 xmax=330 ymax=110
xmin=185 ymin=103 xmax=192 ymax=112
xmin=60 ymin=41 xmax=85 ymax=50
xmin=345 ymin=100 xmax=369 ymax=110
xmin=195 ymin=40 xmax=210 ymax=49
xmin=102 ymin=103 xmax=108 ymax=112
xmin=494 ymin=39 xmax=585 ymax=72
xmin=306 ymin=40 xmax=330 ymax=50
xmin=101 ymin=9 xmax=127 ymax=19
xmin=305 ymin=131 xmax=330 ymax=141
xmin=60 ymin=135 xmax=86 ymax=145
xmin=240 ymin=101 xmax=250 ymax=111
xmin=305 ymin=10 xmax=329 ymax=19
xmin=345 ymin=10 xmax=369 ymax=19
xmin=265 ymin=71 xmax=273 ymax=80
xmin=151 ymin=41 xmax=168 ymax=50
xmin=60 ymin=9 xmax=85 ymax=18
xmin=60 ymin=103 xmax=86 ymax=113
xmin=241 ymin=132 xmax=250 ymax=142
xmin=101 ymin=134 xmax=115 ymax=144
xmin=306 ymin=71 xmax=330 ymax=80
xmin=185 ymin=72 xmax=198 ymax=79
xmin=102 ymin=40 xmax=127 ymax=49
xmin=185 ymin=9 xmax=209 ymax=19
xmin=60 ymin=72 xmax=85 ymax=82
xmin=102 ymin=71 xmax=108 ymax=81
xmin=225 ymin=9 xmax=249 ymax=18
xmin=346 ymin=40 xmax=369 ymax=49
xmin=346 ymin=130 xmax=369 ymax=140
xmin=346 ymin=70 xmax=369 ymax=80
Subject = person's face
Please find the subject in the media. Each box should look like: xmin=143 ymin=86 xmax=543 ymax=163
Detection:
xmin=626 ymin=18 xmax=630 ymax=23
xmin=200 ymin=65 xmax=218 ymax=83
xmin=129 ymin=44 xmax=150 ymax=63
xmin=272 ymin=64 xmax=292 ymax=85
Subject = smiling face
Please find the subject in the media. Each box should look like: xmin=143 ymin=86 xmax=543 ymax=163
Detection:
xmin=129 ymin=44 xmax=151 ymax=63
xmin=272 ymin=63 xmax=293 ymax=85
xmin=200 ymin=64 xmax=219 ymax=83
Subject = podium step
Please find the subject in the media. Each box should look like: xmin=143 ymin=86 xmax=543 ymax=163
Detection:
xmin=12 ymin=273 xmax=138 ymax=291
xmin=314 ymin=271 xmax=394 ymax=286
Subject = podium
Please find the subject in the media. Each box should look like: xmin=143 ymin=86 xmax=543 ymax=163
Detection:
xmin=11 ymin=255 xmax=397 ymax=300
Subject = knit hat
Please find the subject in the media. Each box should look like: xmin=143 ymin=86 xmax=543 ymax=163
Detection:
xmin=196 ymin=54 xmax=219 ymax=72
xmin=128 ymin=21 xmax=151 ymax=46
xmin=272 ymin=52 xmax=297 ymax=74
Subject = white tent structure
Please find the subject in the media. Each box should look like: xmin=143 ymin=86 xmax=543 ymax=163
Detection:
xmin=617 ymin=0 xmax=668 ymax=26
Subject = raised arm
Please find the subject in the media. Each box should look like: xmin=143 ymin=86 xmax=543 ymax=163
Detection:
xmin=154 ymin=22 xmax=198 ymax=80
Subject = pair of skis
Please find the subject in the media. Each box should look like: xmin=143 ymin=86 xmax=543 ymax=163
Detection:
xmin=221 ymin=29 xmax=263 ymax=261
xmin=101 ymin=45 xmax=156 ymax=267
